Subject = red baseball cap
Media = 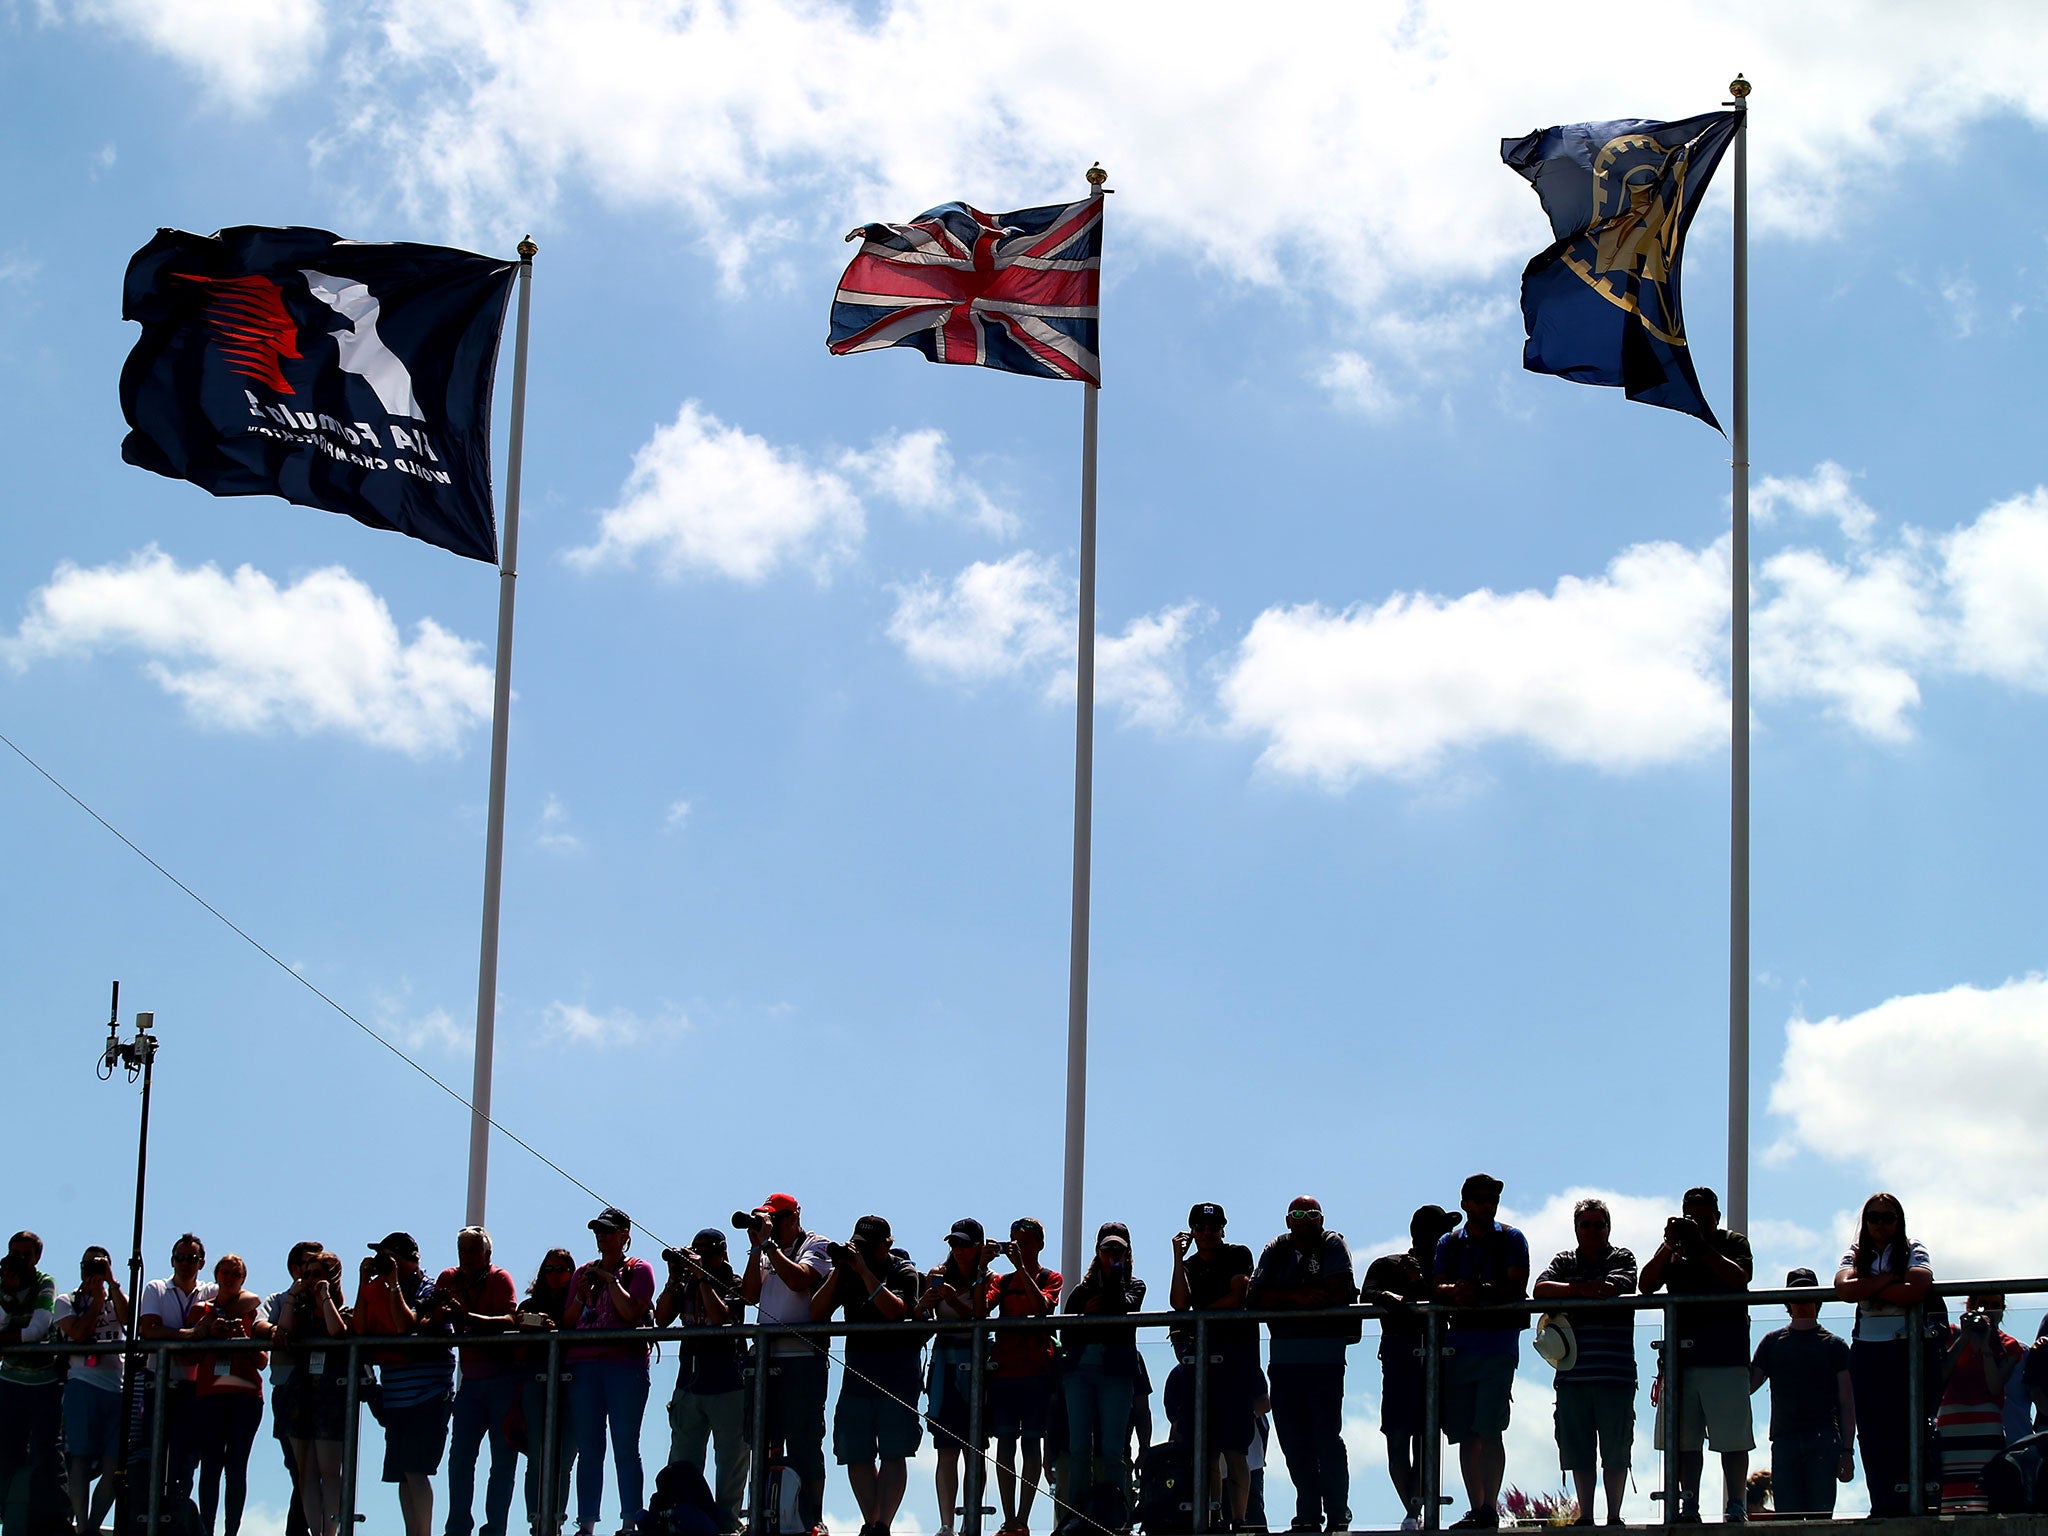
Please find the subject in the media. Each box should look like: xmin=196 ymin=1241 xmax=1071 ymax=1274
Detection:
xmin=754 ymin=1193 xmax=800 ymax=1216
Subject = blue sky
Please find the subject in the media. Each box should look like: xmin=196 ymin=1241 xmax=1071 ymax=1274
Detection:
xmin=6 ymin=0 xmax=2048 ymax=1524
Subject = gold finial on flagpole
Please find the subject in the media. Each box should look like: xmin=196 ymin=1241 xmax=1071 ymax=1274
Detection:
xmin=1086 ymin=163 xmax=1108 ymax=189
xmin=1729 ymin=74 xmax=1751 ymax=98
xmin=517 ymin=235 xmax=538 ymax=261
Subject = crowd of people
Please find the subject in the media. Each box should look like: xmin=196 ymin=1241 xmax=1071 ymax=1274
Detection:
xmin=1 ymin=1181 xmax=2043 ymax=1536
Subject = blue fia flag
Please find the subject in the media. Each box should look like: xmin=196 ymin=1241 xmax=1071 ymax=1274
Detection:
xmin=1502 ymin=111 xmax=1739 ymax=429
xmin=121 ymin=226 xmax=517 ymax=563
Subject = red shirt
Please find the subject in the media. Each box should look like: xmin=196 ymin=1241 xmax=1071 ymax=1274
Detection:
xmin=434 ymin=1265 xmax=519 ymax=1378
xmin=188 ymin=1300 xmax=265 ymax=1398
xmin=988 ymin=1265 xmax=1062 ymax=1378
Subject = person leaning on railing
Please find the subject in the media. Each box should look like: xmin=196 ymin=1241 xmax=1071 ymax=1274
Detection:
xmin=53 ymin=1242 xmax=130 ymax=1534
xmin=1360 ymin=1204 xmax=1459 ymax=1531
xmin=273 ymin=1250 xmax=350 ymax=1536
xmin=1169 ymin=1202 xmax=1257 ymax=1532
xmin=353 ymin=1231 xmax=455 ymax=1536
xmin=517 ymin=1247 xmax=578 ymax=1535
xmin=985 ymin=1218 xmax=1062 ymax=1536
xmin=738 ymin=1191 xmax=833 ymax=1536
xmin=1531 ymin=1198 xmax=1637 ymax=1527
xmin=437 ymin=1226 xmax=521 ymax=1536
xmin=919 ymin=1218 xmax=994 ymax=1536
xmin=565 ymin=1206 xmax=657 ymax=1536
xmin=1433 ymin=1175 xmax=1529 ymax=1532
xmin=262 ymin=1240 xmax=325 ymax=1536
xmin=811 ymin=1214 xmax=921 ymax=1536
xmin=1832 ymin=1192 xmax=1932 ymax=1517
xmin=138 ymin=1231 xmax=218 ymax=1507
xmin=186 ymin=1254 xmax=270 ymax=1536
xmin=0 ymin=1231 xmax=66 ymax=1536
xmin=655 ymin=1228 xmax=748 ymax=1535
xmin=1250 ymin=1194 xmax=1358 ymax=1536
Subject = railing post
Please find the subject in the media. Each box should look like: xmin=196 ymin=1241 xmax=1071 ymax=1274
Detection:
xmin=749 ymin=1327 xmax=772 ymax=1533
xmin=146 ymin=1348 xmax=168 ymax=1536
xmin=339 ymin=1340 xmax=362 ymax=1532
xmin=538 ymin=1333 xmax=563 ymax=1535
xmin=965 ymin=1321 xmax=988 ymax=1536
xmin=1661 ymin=1301 xmax=1681 ymax=1527
xmin=1421 ymin=1305 xmax=1442 ymax=1532
xmin=1191 ymin=1315 xmax=1211 ymax=1536
xmin=1906 ymin=1300 xmax=1926 ymax=1515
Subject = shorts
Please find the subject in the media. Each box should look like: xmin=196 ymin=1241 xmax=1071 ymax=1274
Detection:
xmin=833 ymin=1384 xmax=923 ymax=1464
xmin=1201 ymin=1356 xmax=1258 ymax=1453
xmin=1654 ymin=1364 xmax=1754 ymax=1454
xmin=64 ymin=1381 xmax=123 ymax=1462
xmin=1442 ymin=1352 xmax=1514 ymax=1444
xmin=927 ymin=1349 xmax=986 ymax=1450
xmin=1553 ymin=1380 xmax=1633 ymax=1470
xmin=1379 ymin=1349 xmax=1426 ymax=1438
xmin=989 ymin=1377 xmax=1053 ymax=1440
xmin=380 ymin=1393 xmax=452 ymax=1481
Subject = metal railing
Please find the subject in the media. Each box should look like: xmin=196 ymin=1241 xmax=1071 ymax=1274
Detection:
xmin=5 ymin=1277 xmax=2042 ymax=1534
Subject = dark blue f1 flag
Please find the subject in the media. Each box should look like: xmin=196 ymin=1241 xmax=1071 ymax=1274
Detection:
xmin=121 ymin=226 xmax=517 ymax=563
xmin=1502 ymin=111 xmax=1739 ymax=429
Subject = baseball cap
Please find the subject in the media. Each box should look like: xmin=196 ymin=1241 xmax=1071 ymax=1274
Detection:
xmin=1786 ymin=1267 xmax=1819 ymax=1288
xmin=1461 ymin=1173 xmax=1505 ymax=1200
xmin=587 ymin=1207 xmax=631 ymax=1234
xmin=369 ymin=1232 xmax=420 ymax=1260
xmin=852 ymin=1214 xmax=892 ymax=1245
xmin=1095 ymin=1221 xmax=1132 ymax=1252
xmin=1188 ymin=1202 xmax=1226 ymax=1227
xmin=693 ymin=1229 xmax=727 ymax=1251
xmin=946 ymin=1218 xmax=985 ymax=1247
xmin=753 ymin=1193 xmax=800 ymax=1216
xmin=1410 ymin=1205 xmax=1461 ymax=1240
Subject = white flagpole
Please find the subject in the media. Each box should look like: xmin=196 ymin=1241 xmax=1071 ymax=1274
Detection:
xmin=1061 ymin=165 xmax=1107 ymax=1288
xmin=465 ymin=235 xmax=537 ymax=1228
xmin=1726 ymin=79 xmax=1751 ymax=1233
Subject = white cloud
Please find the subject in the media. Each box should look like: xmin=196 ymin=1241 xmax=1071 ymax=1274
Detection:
xmin=372 ymin=988 xmax=469 ymax=1054
xmin=1938 ymin=271 xmax=1979 ymax=338
xmin=541 ymin=999 xmax=685 ymax=1047
xmin=1217 ymin=539 xmax=1731 ymax=784
xmin=0 ymin=254 xmax=41 ymax=287
xmin=1752 ymin=544 xmax=1942 ymax=740
xmin=568 ymin=401 xmax=865 ymax=583
xmin=1316 ymin=352 xmax=1402 ymax=417
xmin=1752 ymin=461 xmax=1877 ymax=542
xmin=887 ymin=552 xmax=1202 ymax=727
xmin=1768 ymin=974 xmax=2048 ymax=1277
xmin=5 ymin=547 xmax=492 ymax=755
xmin=74 ymin=0 xmax=324 ymax=109
xmin=663 ymin=798 xmax=692 ymax=833
xmin=840 ymin=429 xmax=1016 ymax=538
xmin=1941 ymin=488 xmax=2048 ymax=690
xmin=535 ymin=793 xmax=583 ymax=853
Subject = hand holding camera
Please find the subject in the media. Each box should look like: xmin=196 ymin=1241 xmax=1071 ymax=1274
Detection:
xmin=1664 ymin=1215 xmax=1702 ymax=1251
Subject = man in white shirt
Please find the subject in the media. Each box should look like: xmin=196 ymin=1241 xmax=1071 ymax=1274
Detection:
xmin=137 ymin=1233 xmax=218 ymax=1503
xmin=53 ymin=1245 xmax=131 ymax=1533
xmin=738 ymin=1193 xmax=831 ymax=1536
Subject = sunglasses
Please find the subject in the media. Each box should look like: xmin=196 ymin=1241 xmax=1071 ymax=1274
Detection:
xmin=1190 ymin=1222 xmax=1223 ymax=1233
xmin=1868 ymin=1212 xmax=1901 ymax=1225
xmin=542 ymin=1263 xmax=573 ymax=1274
xmin=1288 ymin=1209 xmax=1321 ymax=1220
xmin=173 ymin=1252 xmax=204 ymax=1264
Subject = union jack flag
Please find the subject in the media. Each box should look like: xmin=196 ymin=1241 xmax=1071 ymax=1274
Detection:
xmin=828 ymin=196 xmax=1101 ymax=385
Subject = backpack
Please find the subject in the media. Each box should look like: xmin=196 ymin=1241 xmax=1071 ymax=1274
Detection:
xmin=1132 ymin=1440 xmax=1195 ymax=1534
xmin=1983 ymin=1430 xmax=2048 ymax=1514
xmin=646 ymin=1463 xmax=721 ymax=1536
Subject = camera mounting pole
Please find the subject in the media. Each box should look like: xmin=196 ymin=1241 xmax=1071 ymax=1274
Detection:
xmin=96 ymin=984 xmax=159 ymax=1536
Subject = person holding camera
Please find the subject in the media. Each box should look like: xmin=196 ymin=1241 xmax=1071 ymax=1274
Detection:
xmin=1062 ymin=1222 xmax=1146 ymax=1528
xmin=517 ymin=1248 xmax=579 ymax=1536
xmin=261 ymin=1240 xmax=325 ymax=1536
xmin=1432 ymin=1174 xmax=1530 ymax=1531
xmin=273 ymin=1250 xmax=350 ymax=1536
xmin=0 ymin=1230 xmax=66 ymax=1536
xmin=1831 ymin=1192 xmax=1932 ymax=1517
xmin=810 ymin=1215 xmax=920 ymax=1536
xmin=986 ymin=1219 xmax=1061 ymax=1536
xmin=1641 ymin=1187 xmax=1754 ymax=1524
xmin=53 ymin=1244 xmax=130 ymax=1534
xmin=1251 ymin=1195 xmax=1357 ymax=1535
xmin=185 ymin=1255 xmax=270 ymax=1536
xmin=737 ymin=1192 xmax=833 ymax=1536
xmin=138 ymin=1232 xmax=219 ymax=1505
xmin=919 ymin=1219 xmax=994 ymax=1536
xmin=565 ymin=1207 xmax=657 ymax=1536
xmin=1935 ymin=1293 xmax=2023 ymax=1511
xmin=436 ymin=1227 xmax=521 ymax=1536
xmin=656 ymin=1230 xmax=747 ymax=1534
xmin=352 ymin=1231 xmax=455 ymax=1536
xmin=1171 ymin=1202 xmax=1258 ymax=1529
xmin=1360 ymin=1205 xmax=1458 ymax=1531
xmin=1747 ymin=1268 xmax=1854 ymax=1518
xmin=1531 ymin=1199 xmax=1638 ymax=1527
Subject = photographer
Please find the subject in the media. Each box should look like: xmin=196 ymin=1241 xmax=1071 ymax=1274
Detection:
xmin=918 ymin=1219 xmax=994 ymax=1536
xmin=273 ymin=1251 xmax=349 ymax=1536
xmin=1935 ymin=1293 xmax=2023 ymax=1511
xmin=1171 ymin=1203 xmax=1258 ymax=1532
xmin=657 ymin=1230 xmax=747 ymax=1534
xmin=1641 ymin=1187 xmax=1754 ymax=1524
xmin=352 ymin=1231 xmax=454 ymax=1536
xmin=53 ymin=1244 xmax=129 ymax=1533
xmin=1432 ymin=1174 xmax=1530 ymax=1532
xmin=810 ymin=1216 xmax=919 ymax=1536
xmin=986 ymin=1219 xmax=1061 ymax=1536
xmin=566 ymin=1207 xmax=657 ymax=1536
xmin=186 ymin=1255 xmax=270 ymax=1536
xmin=1061 ymin=1222 xmax=1146 ymax=1527
xmin=436 ymin=1227 xmax=520 ymax=1536
xmin=517 ymin=1248 xmax=578 ymax=1536
xmin=0 ymin=1231 xmax=65 ymax=1536
xmin=260 ymin=1241 xmax=324 ymax=1536
xmin=737 ymin=1192 xmax=832 ymax=1536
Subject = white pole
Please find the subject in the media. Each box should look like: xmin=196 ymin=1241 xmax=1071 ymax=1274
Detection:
xmin=465 ymin=236 xmax=537 ymax=1228
xmin=1061 ymin=166 xmax=1107 ymax=1288
xmin=1726 ymin=82 xmax=1750 ymax=1233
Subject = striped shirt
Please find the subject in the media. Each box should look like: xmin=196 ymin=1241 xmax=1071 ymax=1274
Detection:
xmin=1535 ymin=1246 xmax=1638 ymax=1387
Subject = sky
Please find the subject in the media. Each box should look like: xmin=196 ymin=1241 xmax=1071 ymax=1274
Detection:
xmin=6 ymin=0 xmax=2048 ymax=1527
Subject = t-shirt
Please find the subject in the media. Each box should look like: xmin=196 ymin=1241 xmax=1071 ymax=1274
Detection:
xmin=755 ymin=1234 xmax=832 ymax=1357
xmin=1535 ymin=1246 xmax=1638 ymax=1387
xmin=433 ymin=1264 xmax=519 ymax=1378
xmin=669 ymin=1266 xmax=747 ymax=1398
xmin=52 ymin=1291 xmax=126 ymax=1392
xmin=1434 ymin=1221 xmax=1531 ymax=1357
xmin=988 ymin=1265 xmax=1062 ymax=1378
xmin=1940 ymin=1327 xmax=2024 ymax=1411
xmin=0 ymin=1269 xmax=60 ymax=1388
xmin=1181 ymin=1242 xmax=1257 ymax=1359
xmin=187 ymin=1299 xmax=265 ymax=1399
xmin=1752 ymin=1324 xmax=1850 ymax=1440
xmin=1654 ymin=1227 xmax=1752 ymax=1368
xmin=828 ymin=1251 xmax=921 ymax=1397
xmin=568 ymin=1257 xmax=656 ymax=1363
xmin=262 ymin=1289 xmax=295 ymax=1386
xmin=1062 ymin=1265 xmax=1146 ymax=1362
xmin=1365 ymin=1250 xmax=1435 ymax=1352
xmin=139 ymin=1277 xmax=217 ymax=1382
xmin=1838 ymin=1241 xmax=1932 ymax=1343
xmin=1251 ymin=1231 xmax=1357 ymax=1364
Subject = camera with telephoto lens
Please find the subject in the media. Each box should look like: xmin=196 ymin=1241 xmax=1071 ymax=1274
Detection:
xmin=731 ymin=1211 xmax=765 ymax=1232
xmin=1665 ymin=1216 xmax=1702 ymax=1249
xmin=826 ymin=1241 xmax=857 ymax=1269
